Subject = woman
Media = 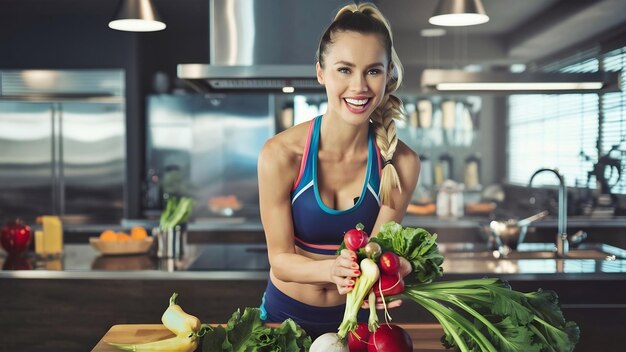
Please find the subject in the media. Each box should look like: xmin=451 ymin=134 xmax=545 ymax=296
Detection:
xmin=257 ymin=2 xmax=420 ymax=337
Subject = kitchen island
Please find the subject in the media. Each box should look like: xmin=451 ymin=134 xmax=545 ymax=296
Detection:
xmin=1 ymin=241 xmax=625 ymax=351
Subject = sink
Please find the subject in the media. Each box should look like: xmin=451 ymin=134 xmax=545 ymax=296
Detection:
xmin=440 ymin=242 xmax=625 ymax=260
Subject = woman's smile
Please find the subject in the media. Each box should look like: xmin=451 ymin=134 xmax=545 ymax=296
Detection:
xmin=343 ymin=96 xmax=373 ymax=114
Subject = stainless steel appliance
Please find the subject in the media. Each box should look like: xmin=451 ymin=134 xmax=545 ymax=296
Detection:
xmin=0 ymin=70 xmax=126 ymax=224
xmin=177 ymin=0 xmax=348 ymax=92
xmin=145 ymin=94 xmax=273 ymax=221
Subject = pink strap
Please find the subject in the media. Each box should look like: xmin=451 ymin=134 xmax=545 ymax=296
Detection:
xmin=291 ymin=118 xmax=316 ymax=192
xmin=294 ymin=236 xmax=340 ymax=250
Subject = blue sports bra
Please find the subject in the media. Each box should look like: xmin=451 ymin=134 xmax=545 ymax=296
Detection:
xmin=290 ymin=115 xmax=382 ymax=255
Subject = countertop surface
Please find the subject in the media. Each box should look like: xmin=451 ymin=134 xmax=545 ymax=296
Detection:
xmin=2 ymin=241 xmax=625 ymax=280
xmin=92 ymin=323 xmax=446 ymax=352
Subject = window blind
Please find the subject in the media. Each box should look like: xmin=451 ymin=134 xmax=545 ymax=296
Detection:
xmin=508 ymin=44 xmax=626 ymax=195
xmin=507 ymin=58 xmax=599 ymax=187
xmin=601 ymin=46 xmax=626 ymax=194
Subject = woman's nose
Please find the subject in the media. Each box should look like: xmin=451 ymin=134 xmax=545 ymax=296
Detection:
xmin=350 ymin=74 xmax=369 ymax=92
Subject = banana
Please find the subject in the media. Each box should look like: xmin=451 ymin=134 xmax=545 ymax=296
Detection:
xmin=108 ymin=334 xmax=198 ymax=352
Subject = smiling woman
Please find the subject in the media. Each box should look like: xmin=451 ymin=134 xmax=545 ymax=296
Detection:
xmin=256 ymin=2 xmax=420 ymax=338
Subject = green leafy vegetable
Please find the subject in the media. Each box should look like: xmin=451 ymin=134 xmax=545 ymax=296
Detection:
xmin=159 ymin=196 xmax=195 ymax=230
xmin=201 ymin=307 xmax=311 ymax=352
xmin=364 ymin=221 xmax=444 ymax=284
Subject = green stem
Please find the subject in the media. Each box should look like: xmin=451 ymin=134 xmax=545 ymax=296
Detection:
xmin=410 ymin=294 xmax=470 ymax=352
xmin=408 ymin=278 xmax=501 ymax=290
xmin=406 ymin=291 xmax=497 ymax=352
xmin=169 ymin=292 xmax=179 ymax=306
xmin=368 ymin=291 xmax=379 ymax=332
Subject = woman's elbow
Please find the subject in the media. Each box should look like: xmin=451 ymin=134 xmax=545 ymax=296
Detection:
xmin=268 ymin=254 xmax=295 ymax=282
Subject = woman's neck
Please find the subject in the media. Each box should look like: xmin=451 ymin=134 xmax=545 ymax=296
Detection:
xmin=319 ymin=112 xmax=369 ymax=160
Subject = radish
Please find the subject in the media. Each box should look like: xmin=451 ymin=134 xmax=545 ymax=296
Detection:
xmin=310 ymin=332 xmax=348 ymax=352
xmin=347 ymin=322 xmax=371 ymax=352
xmin=368 ymin=324 xmax=412 ymax=352
xmin=344 ymin=223 xmax=369 ymax=251
xmin=378 ymin=252 xmax=400 ymax=275
xmin=373 ymin=273 xmax=405 ymax=297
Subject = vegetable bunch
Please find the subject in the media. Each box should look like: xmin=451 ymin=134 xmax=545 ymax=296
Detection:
xmin=160 ymin=196 xmax=195 ymax=230
xmin=109 ymin=293 xmax=209 ymax=352
xmin=338 ymin=221 xmax=580 ymax=352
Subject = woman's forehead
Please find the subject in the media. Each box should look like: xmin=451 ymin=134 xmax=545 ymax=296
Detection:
xmin=325 ymin=31 xmax=388 ymax=64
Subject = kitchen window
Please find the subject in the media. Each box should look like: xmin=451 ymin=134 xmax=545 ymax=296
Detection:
xmin=507 ymin=44 xmax=626 ymax=195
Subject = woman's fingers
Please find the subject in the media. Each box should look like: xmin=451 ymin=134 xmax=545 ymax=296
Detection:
xmin=333 ymin=249 xmax=361 ymax=294
xmin=399 ymin=257 xmax=412 ymax=277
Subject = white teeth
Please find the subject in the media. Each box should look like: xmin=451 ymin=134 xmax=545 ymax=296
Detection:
xmin=345 ymin=98 xmax=369 ymax=106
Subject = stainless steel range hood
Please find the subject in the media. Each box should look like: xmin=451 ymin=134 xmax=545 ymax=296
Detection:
xmin=177 ymin=0 xmax=346 ymax=92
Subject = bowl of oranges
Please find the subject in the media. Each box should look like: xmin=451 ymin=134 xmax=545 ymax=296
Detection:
xmin=89 ymin=226 xmax=154 ymax=255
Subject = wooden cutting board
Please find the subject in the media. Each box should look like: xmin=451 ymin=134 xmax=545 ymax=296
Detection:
xmin=92 ymin=323 xmax=445 ymax=351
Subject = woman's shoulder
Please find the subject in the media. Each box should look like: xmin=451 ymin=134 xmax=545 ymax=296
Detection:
xmin=395 ymin=139 xmax=419 ymax=166
xmin=259 ymin=118 xmax=313 ymax=169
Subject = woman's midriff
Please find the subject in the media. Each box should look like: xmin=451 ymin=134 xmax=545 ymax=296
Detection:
xmin=269 ymin=247 xmax=346 ymax=307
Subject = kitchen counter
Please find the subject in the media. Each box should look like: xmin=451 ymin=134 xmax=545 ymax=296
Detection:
xmin=2 ymin=243 xmax=626 ymax=280
xmin=2 ymin=243 xmax=625 ymax=351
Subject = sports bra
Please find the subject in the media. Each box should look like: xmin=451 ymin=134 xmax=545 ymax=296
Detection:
xmin=290 ymin=115 xmax=382 ymax=255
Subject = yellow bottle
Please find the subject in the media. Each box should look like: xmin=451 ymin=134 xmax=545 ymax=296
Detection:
xmin=36 ymin=216 xmax=64 ymax=258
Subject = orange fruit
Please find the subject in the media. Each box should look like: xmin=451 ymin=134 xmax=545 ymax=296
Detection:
xmin=99 ymin=230 xmax=118 ymax=241
xmin=116 ymin=232 xmax=131 ymax=241
xmin=131 ymin=226 xmax=148 ymax=240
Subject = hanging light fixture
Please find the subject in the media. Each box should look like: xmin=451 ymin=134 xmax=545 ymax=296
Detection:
xmin=429 ymin=0 xmax=489 ymax=27
xmin=108 ymin=0 xmax=166 ymax=32
xmin=420 ymin=69 xmax=622 ymax=94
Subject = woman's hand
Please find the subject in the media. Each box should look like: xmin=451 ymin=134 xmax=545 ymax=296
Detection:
xmin=331 ymin=249 xmax=361 ymax=295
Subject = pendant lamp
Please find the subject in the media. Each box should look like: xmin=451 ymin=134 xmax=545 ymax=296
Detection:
xmin=109 ymin=0 xmax=166 ymax=32
xmin=429 ymin=0 xmax=489 ymax=27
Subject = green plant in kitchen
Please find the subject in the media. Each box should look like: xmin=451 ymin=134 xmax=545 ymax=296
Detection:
xmin=338 ymin=221 xmax=580 ymax=352
xmin=159 ymin=196 xmax=195 ymax=230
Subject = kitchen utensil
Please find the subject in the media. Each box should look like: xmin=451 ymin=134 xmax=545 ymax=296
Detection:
xmin=152 ymin=225 xmax=185 ymax=258
xmin=488 ymin=210 xmax=548 ymax=250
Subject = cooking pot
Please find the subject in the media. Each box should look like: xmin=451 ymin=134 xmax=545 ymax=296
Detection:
xmin=485 ymin=210 xmax=548 ymax=250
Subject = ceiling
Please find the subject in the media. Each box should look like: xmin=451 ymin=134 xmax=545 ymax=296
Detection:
xmin=378 ymin=0 xmax=626 ymax=70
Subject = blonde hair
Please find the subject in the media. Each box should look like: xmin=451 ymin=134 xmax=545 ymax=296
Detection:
xmin=317 ymin=2 xmax=405 ymax=207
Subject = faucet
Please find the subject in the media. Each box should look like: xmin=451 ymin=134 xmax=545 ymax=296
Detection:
xmin=528 ymin=168 xmax=569 ymax=258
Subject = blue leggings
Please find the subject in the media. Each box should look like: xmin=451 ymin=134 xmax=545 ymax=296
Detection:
xmin=259 ymin=279 xmax=367 ymax=338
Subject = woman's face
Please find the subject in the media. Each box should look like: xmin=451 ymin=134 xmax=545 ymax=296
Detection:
xmin=316 ymin=30 xmax=390 ymax=125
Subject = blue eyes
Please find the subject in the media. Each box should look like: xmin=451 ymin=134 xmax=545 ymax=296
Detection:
xmin=337 ymin=68 xmax=382 ymax=75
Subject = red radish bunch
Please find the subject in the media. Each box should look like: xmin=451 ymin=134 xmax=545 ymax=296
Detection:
xmin=373 ymin=272 xmax=405 ymax=297
xmin=373 ymin=251 xmax=405 ymax=297
xmin=367 ymin=324 xmax=412 ymax=351
xmin=344 ymin=223 xmax=369 ymax=251
xmin=347 ymin=322 xmax=371 ymax=352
